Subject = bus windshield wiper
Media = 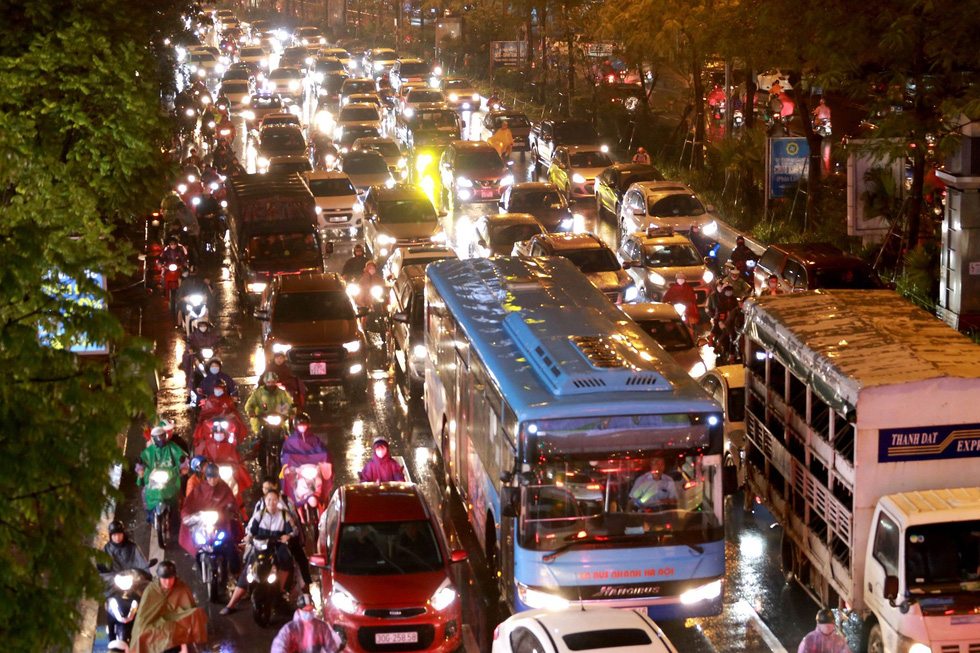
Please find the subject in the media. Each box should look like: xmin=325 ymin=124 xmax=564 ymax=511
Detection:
xmin=542 ymin=532 xmax=662 ymax=563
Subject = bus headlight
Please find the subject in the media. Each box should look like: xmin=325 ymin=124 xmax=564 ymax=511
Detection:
xmin=679 ymin=579 xmax=722 ymax=604
xmin=517 ymin=583 xmax=569 ymax=611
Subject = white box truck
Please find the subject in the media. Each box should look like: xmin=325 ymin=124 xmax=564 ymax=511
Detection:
xmin=741 ymin=290 xmax=980 ymax=653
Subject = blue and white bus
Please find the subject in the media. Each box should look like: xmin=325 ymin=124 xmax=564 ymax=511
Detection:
xmin=424 ymin=256 xmax=727 ymax=618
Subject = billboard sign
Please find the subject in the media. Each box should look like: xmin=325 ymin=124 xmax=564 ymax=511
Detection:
xmin=491 ymin=41 xmax=526 ymax=68
xmin=768 ymin=137 xmax=809 ymax=199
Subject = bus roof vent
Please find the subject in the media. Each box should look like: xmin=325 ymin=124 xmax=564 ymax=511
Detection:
xmin=502 ymin=312 xmax=670 ymax=395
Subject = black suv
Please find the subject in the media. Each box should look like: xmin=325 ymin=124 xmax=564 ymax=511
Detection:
xmin=753 ymin=242 xmax=887 ymax=294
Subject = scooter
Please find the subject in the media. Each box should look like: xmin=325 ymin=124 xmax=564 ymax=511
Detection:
xmin=258 ymin=412 xmax=289 ymax=476
xmin=161 ymin=263 xmax=184 ymax=321
xmin=187 ymin=510 xmax=230 ymax=602
xmin=181 ymin=292 xmax=210 ymax=338
xmin=144 ymin=467 xmax=176 ymax=549
xmin=814 ymin=117 xmax=832 ymax=137
xmin=104 ymin=567 xmax=154 ymax=644
xmin=284 ymin=463 xmax=327 ymax=546
xmin=246 ymin=538 xmax=289 ymax=627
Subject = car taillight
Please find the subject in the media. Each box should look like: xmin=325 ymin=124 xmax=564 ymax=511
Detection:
xmin=493 ymin=625 xmax=500 ymax=641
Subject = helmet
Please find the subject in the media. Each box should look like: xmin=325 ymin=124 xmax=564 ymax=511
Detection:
xmin=107 ymin=640 xmax=130 ymax=653
xmin=373 ymin=437 xmax=389 ymax=448
xmin=637 ymin=147 xmax=646 ymax=153
xmin=155 ymin=418 xmax=175 ymax=432
xmin=296 ymin=413 xmax=312 ymax=426
xmin=736 ymin=235 xmax=745 ymax=245
xmin=675 ymin=272 xmax=687 ymax=281
xmin=816 ymin=609 xmax=835 ymax=625
xmin=213 ymin=378 xmax=228 ymax=389
xmin=297 ymin=594 xmax=315 ymax=610
xmin=364 ymin=259 xmax=377 ymax=270
xmin=150 ymin=426 xmax=168 ymax=446
xmin=208 ymin=357 xmax=222 ymax=369
xmin=262 ymin=371 xmax=279 ymax=384
xmin=108 ymin=520 xmax=126 ymax=536
xmin=204 ymin=463 xmax=220 ymax=479
xmin=156 ymin=560 xmax=177 ymax=579
xmin=189 ymin=455 xmax=208 ymax=475
xmin=353 ymin=243 xmax=364 ymax=254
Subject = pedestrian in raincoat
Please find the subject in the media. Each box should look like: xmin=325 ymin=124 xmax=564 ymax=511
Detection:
xmin=129 ymin=561 xmax=207 ymax=653
xmin=271 ymin=594 xmax=343 ymax=653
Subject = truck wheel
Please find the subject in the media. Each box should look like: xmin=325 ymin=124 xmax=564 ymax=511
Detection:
xmin=866 ymin=624 xmax=884 ymax=653
xmin=780 ymin=535 xmax=796 ymax=582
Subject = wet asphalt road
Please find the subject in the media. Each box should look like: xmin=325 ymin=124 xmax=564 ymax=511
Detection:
xmin=102 ymin=60 xmax=821 ymax=653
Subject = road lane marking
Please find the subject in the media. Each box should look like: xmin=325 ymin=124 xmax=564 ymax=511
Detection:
xmin=737 ymin=599 xmax=788 ymax=653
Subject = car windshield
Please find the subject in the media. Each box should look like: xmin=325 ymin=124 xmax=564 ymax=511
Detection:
xmin=325 ymin=49 xmax=349 ymax=58
xmin=648 ymin=194 xmax=706 ymax=217
xmin=271 ymin=68 xmax=302 ymax=81
xmin=492 ymin=114 xmax=529 ymax=129
xmin=379 ymin=199 xmax=435 ymax=223
xmin=906 ymin=521 xmax=980 ymax=593
xmin=398 ymin=62 xmax=429 ymax=76
xmin=457 ymin=150 xmax=503 ymax=171
xmin=269 ymin=161 xmax=312 ymax=174
xmin=554 ymin=121 xmax=598 ymax=142
xmin=273 ymin=290 xmax=354 ymax=322
xmin=324 ymin=77 xmax=347 ymax=92
xmin=335 ymin=520 xmax=443 ymax=575
xmin=261 ymin=131 xmax=305 ymax=152
xmin=222 ymin=81 xmax=249 ymax=93
xmin=342 ymin=153 xmax=388 ymax=174
xmin=619 ymin=171 xmax=664 ymax=192
xmin=308 ymin=177 xmax=356 ymax=196
xmin=489 ymin=223 xmax=544 ymax=248
xmin=642 ymin=244 xmax=703 ymax=267
xmin=345 ymin=81 xmax=376 ymax=94
xmin=340 ymin=106 xmax=380 ymax=122
xmin=727 ymin=387 xmax=745 ymax=423
xmin=317 ymin=60 xmax=345 ymax=72
xmin=358 ymin=142 xmax=400 ymax=158
xmin=416 ymin=111 xmax=457 ymax=129
xmin=263 ymin=116 xmax=300 ymax=127
xmin=372 ymin=49 xmax=396 ymax=60
xmin=634 ymin=317 xmax=695 ymax=352
xmin=559 ymin=248 xmax=621 ymax=273
xmin=248 ymin=233 xmax=320 ymax=264
xmin=240 ymin=47 xmax=264 ymax=57
xmin=813 ymin=267 xmax=881 ymax=289
xmin=570 ymin=151 xmax=613 ymax=168
xmin=251 ymin=96 xmax=282 ymax=109
xmin=340 ymin=127 xmax=380 ymax=145
xmin=408 ymin=90 xmax=445 ymax=103
xmin=223 ymin=70 xmax=250 ymax=81
xmin=509 ymin=191 xmax=565 ymax=212
xmin=190 ymin=53 xmax=216 ymax=63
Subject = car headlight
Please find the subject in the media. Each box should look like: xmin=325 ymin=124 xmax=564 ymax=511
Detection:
xmin=247 ymin=281 xmax=267 ymax=293
xmin=433 ymin=65 xmax=443 ymax=76
xmin=242 ymin=110 xmax=255 ymax=120
xmin=702 ymin=270 xmax=714 ymax=284
xmin=305 ymin=56 xmax=314 ymax=65
xmin=189 ymin=64 xmax=199 ymax=73
xmin=560 ymin=217 xmax=574 ymax=230
xmin=288 ymin=80 xmax=300 ymax=91
xmin=397 ymin=157 xmax=407 ymax=168
xmin=429 ymin=578 xmax=457 ymax=611
xmin=331 ymin=583 xmax=359 ymax=614
xmin=377 ymin=234 xmax=397 ymax=245
xmin=197 ymin=69 xmax=206 ymax=77
xmin=343 ymin=340 xmax=361 ymax=353
xmin=448 ymin=93 xmax=459 ymax=102
xmin=403 ymin=107 xmax=414 ymax=117
xmin=649 ymin=271 xmax=666 ymax=286
xmin=456 ymin=176 xmax=472 ymax=188
xmin=702 ymin=220 xmax=718 ymax=235
xmin=215 ymin=64 xmax=226 ymax=74
xmin=431 ymin=231 xmax=447 ymax=243
xmin=624 ymin=285 xmax=639 ymax=302
xmin=689 ymin=361 xmax=707 ymax=378
xmin=260 ymin=58 xmax=268 ymax=68
xmin=908 ymin=644 xmax=932 ymax=653
xmin=374 ymin=61 xmax=384 ymax=71
xmin=413 ymin=344 xmax=427 ymax=359
xmin=600 ymin=144 xmax=610 ymax=153
xmin=517 ymin=584 xmax=569 ymax=611
xmin=267 ymin=81 xmax=277 ymax=90
xmin=257 ymin=156 xmax=270 ymax=169
xmin=572 ymin=173 xmax=587 ymax=184
xmin=272 ymin=343 xmax=292 ymax=353
xmin=472 ymin=93 xmax=480 ymax=101
xmin=315 ymin=72 xmax=324 ymax=83
xmin=500 ymin=174 xmax=515 ymax=186
xmin=680 ymin=579 xmax=722 ymax=604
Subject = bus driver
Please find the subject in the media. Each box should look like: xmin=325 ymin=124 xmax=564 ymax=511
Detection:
xmin=630 ymin=456 xmax=678 ymax=511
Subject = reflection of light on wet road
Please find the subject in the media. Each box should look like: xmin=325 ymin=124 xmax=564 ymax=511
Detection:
xmin=740 ymin=530 xmax=765 ymax=560
xmin=252 ymin=344 xmax=266 ymax=376
xmin=352 ymin=419 xmax=364 ymax=437
xmin=372 ymin=378 xmax=386 ymax=400
xmin=414 ymin=446 xmax=430 ymax=469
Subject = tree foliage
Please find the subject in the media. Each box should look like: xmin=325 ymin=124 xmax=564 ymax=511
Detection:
xmin=0 ymin=0 xmax=192 ymax=648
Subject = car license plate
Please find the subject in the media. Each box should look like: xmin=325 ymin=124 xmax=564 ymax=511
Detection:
xmin=309 ymin=362 xmax=327 ymax=376
xmin=375 ymin=632 xmax=418 ymax=645
xmin=480 ymin=189 xmax=494 ymax=198
xmin=328 ymin=216 xmax=347 ymax=223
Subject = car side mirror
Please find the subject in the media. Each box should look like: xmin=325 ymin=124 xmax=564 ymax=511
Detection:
xmin=622 ymin=260 xmax=632 ymax=270
xmin=461 ymin=121 xmax=467 ymax=129
xmin=450 ymin=549 xmax=468 ymax=563
xmin=884 ymin=575 xmax=899 ymax=603
xmin=478 ymin=238 xmax=488 ymax=248
xmin=253 ymin=308 xmax=270 ymax=320
xmin=706 ymin=204 xmax=715 ymax=212
xmin=392 ymin=311 xmax=409 ymax=323
xmin=309 ymin=554 xmax=328 ymax=568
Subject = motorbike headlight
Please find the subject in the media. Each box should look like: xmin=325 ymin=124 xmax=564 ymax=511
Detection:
xmin=433 ymin=65 xmax=443 ymax=76
xmin=260 ymin=58 xmax=268 ymax=68
xmin=679 ymin=579 xmax=722 ymax=604
xmin=188 ymin=293 xmax=204 ymax=306
xmin=150 ymin=469 xmax=170 ymax=484
xmin=257 ymin=156 xmax=270 ymax=169
xmin=247 ymin=281 xmax=266 ymax=293
xmin=472 ymin=93 xmax=480 ymax=101
xmin=185 ymin=108 xmax=196 ymax=117
xmin=191 ymin=197 xmax=201 ymax=207
xmin=689 ymin=361 xmax=707 ymax=378
xmin=194 ymin=531 xmax=207 ymax=546
xmin=197 ymin=69 xmax=206 ymax=77
xmin=114 ymin=574 xmax=134 ymax=591
xmin=272 ymin=343 xmax=292 ymax=353
xmin=177 ymin=183 xmax=188 ymax=193
xmin=624 ymin=285 xmax=639 ymax=302
xmin=209 ymin=182 xmax=220 ymax=191
xmin=702 ymin=270 xmax=714 ymax=284
xmin=673 ymin=302 xmax=687 ymax=316
xmin=267 ymin=81 xmax=277 ymax=90
xmin=649 ymin=271 xmax=666 ymax=286
xmin=288 ymin=80 xmax=300 ymax=91
xmin=215 ymin=64 xmax=225 ymax=74
xmin=300 ymin=465 xmax=319 ymax=480
xmin=600 ymin=144 xmax=610 ymax=153
xmin=403 ymin=107 xmax=414 ymax=117
xmin=265 ymin=414 xmax=283 ymax=426
xmin=572 ymin=173 xmax=587 ymax=184
xmin=220 ymin=200 xmax=227 ymax=208
xmin=370 ymin=285 xmax=384 ymax=300
xmin=242 ymin=110 xmax=255 ymax=120
xmin=456 ymin=176 xmax=472 ymax=188
xmin=315 ymin=72 xmax=324 ymax=83
xmin=267 ymin=572 xmax=277 ymax=584
xmin=448 ymin=93 xmax=459 ymax=102
xmin=500 ymin=174 xmax=515 ymax=187
xmin=201 ymin=347 xmax=214 ymax=359
xmin=429 ymin=578 xmax=457 ymax=611
xmin=397 ymin=157 xmax=407 ymax=168
xmin=702 ymin=220 xmax=718 ymax=235
xmin=343 ymin=340 xmax=361 ymax=353
xmin=346 ymin=283 xmax=360 ymax=298
xmin=747 ymin=259 xmax=756 ymax=268
xmin=305 ymin=56 xmax=314 ymax=65
xmin=908 ymin=644 xmax=932 ymax=653
xmin=187 ymin=174 xmax=196 ymax=183
xmin=331 ymin=583 xmax=359 ymax=614
xmin=190 ymin=64 xmax=199 ymax=73
xmin=167 ymin=264 xmax=179 ymax=272
xmin=218 ymin=466 xmax=234 ymax=482
xmin=414 ymin=344 xmax=427 ymax=359
xmin=374 ymin=61 xmax=384 ymax=71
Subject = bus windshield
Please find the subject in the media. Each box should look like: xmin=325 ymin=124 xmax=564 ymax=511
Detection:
xmin=520 ymin=416 xmax=722 ymax=552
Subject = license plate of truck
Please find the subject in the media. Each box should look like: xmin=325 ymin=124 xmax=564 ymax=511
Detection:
xmin=309 ymin=362 xmax=326 ymax=376
xmin=375 ymin=632 xmax=418 ymax=644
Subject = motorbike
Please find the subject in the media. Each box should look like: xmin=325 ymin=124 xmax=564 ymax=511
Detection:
xmin=145 ymin=467 xmax=176 ymax=549
xmin=732 ymin=109 xmax=744 ymax=128
xmin=192 ymin=413 xmax=247 ymax=451
xmin=283 ymin=463 xmax=327 ymax=546
xmin=161 ymin=263 xmax=184 ymax=320
xmin=710 ymin=100 xmax=726 ymax=122
xmin=733 ymin=257 xmax=757 ymax=284
xmin=348 ymin=282 xmax=387 ymax=345
xmin=258 ymin=412 xmax=289 ymax=476
xmin=104 ymin=567 xmax=154 ymax=643
xmin=177 ymin=106 xmax=198 ymax=137
xmin=181 ymin=292 xmax=210 ymax=338
xmin=246 ymin=538 xmax=288 ymax=627
xmin=187 ymin=510 xmax=230 ymax=602
xmin=814 ymin=117 xmax=832 ymax=137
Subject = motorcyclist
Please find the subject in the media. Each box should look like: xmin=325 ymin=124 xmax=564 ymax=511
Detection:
xmin=182 ymin=147 xmax=203 ymax=168
xmin=271 ymin=593 xmax=343 ymax=653
xmin=486 ymin=89 xmax=501 ymax=109
xmin=129 ymin=561 xmax=207 ymax=653
xmin=707 ymin=84 xmax=726 ymax=110
xmin=662 ymin=272 xmax=700 ymax=331
xmin=812 ymin=97 xmax=832 ymax=123
xmin=159 ymin=236 xmax=188 ymax=269
xmin=729 ymin=236 xmax=756 ymax=275
xmin=245 ymin=371 xmax=296 ymax=435
xmin=173 ymin=203 xmax=200 ymax=260
xmin=267 ymin=351 xmax=306 ymax=409
xmin=136 ymin=427 xmax=186 ymax=523
xmin=281 ymin=413 xmax=334 ymax=513
xmin=185 ymin=455 xmax=209 ymax=497
xmin=198 ymin=358 xmax=239 ymax=399
xmin=196 ymin=184 xmax=221 ymax=222
xmin=222 ymin=486 xmax=297 ymax=615
xmin=252 ymin=477 xmax=313 ymax=590
xmin=341 ymin=243 xmax=369 ymax=279
xmin=179 ymin=463 xmax=242 ymax=572
xmin=97 ymin=521 xmax=152 ymax=592
xmin=175 ymin=266 xmax=212 ymax=327
xmin=359 ymin=437 xmax=405 ymax=483
xmin=227 ymin=156 xmax=246 ymax=177
xmin=193 ymin=421 xmax=252 ymax=500
xmin=797 ymin=609 xmax=852 ymax=653
xmin=704 ymin=278 xmax=727 ymax=321
xmin=212 ymin=139 xmax=234 ymax=173
xmin=711 ymin=284 xmax=739 ymax=325
xmin=355 ymin=260 xmax=385 ymax=310
xmin=724 ymin=265 xmax=753 ymax=300
xmin=197 ymin=378 xmax=240 ymax=420
xmin=632 ymin=147 xmax=651 ymax=165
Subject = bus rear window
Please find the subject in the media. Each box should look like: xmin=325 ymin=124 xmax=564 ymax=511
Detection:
xmin=563 ymin=629 xmax=652 ymax=651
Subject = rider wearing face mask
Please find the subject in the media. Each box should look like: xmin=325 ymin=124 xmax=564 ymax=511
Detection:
xmin=358 ymin=437 xmax=405 ymax=483
xmin=198 ymin=379 xmax=239 ymax=422
xmin=281 ymin=414 xmax=334 ymax=519
xmin=197 ymin=358 xmax=238 ymax=399
xmin=797 ymin=609 xmax=851 ymax=653
xmin=245 ymin=372 xmax=296 ymax=435
xmin=271 ymin=594 xmax=343 ymax=653
xmin=661 ymin=272 xmax=700 ymax=330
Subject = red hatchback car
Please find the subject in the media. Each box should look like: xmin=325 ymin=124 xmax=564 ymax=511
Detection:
xmin=311 ymin=483 xmax=467 ymax=653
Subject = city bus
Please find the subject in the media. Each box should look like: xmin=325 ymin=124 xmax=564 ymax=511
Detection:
xmin=424 ymin=256 xmax=727 ymax=618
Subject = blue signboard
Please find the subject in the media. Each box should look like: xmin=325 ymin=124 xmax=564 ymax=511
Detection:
xmin=491 ymin=41 xmax=527 ymax=68
xmin=39 ymin=271 xmax=109 ymax=355
xmin=768 ymin=137 xmax=809 ymax=198
xmin=878 ymin=422 xmax=980 ymax=463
